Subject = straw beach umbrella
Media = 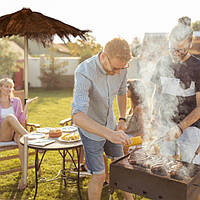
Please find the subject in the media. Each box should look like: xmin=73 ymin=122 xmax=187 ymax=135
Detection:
xmin=0 ymin=8 xmax=90 ymax=100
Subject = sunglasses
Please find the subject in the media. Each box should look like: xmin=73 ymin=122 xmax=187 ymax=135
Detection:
xmin=169 ymin=47 xmax=188 ymax=54
xmin=106 ymin=54 xmax=129 ymax=71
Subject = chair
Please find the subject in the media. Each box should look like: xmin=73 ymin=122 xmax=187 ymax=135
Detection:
xmin=0 ymin=90 xmax=40 ymax=175
xmin=59 ymin=117 xmax=77 ymax=163
xmin=59 ymin=118 xmax=89 ymax=174
xmin=59 ymin=117 xmax=107 ymax=177
xmin=59 ymin=118 xmax=73 ymax=126
xmin=60 ymin=118 xmax=110 ymax=183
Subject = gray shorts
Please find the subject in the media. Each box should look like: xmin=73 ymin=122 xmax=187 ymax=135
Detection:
xmin=79 ymin=129 xmax=124 ymax=174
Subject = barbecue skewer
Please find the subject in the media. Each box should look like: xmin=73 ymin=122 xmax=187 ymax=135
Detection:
xmin=191 ymin=144 xmax=200 ymax=164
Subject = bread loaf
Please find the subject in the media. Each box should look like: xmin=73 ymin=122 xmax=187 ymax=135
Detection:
xmin=49 ymin=128 xmax=62 ymax=138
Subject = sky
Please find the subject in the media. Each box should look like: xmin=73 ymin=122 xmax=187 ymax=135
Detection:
xmin=1 ymin=0 xmax=200 ymax=46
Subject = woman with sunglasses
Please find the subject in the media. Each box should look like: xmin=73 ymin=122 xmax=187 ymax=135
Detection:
xmin=152 ymin=17 xmax=200 ymax=163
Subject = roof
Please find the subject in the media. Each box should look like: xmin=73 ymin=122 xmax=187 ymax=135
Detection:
xmin=0 ymin=8 xmax=90 ymax=47
xmin=52 ymin=43 xmax=69 ymax=54
xmin=27 ymin=40 xmax=70 ymax=56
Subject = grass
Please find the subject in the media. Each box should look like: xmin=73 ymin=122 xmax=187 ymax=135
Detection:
xmin=0 ymin=88 xmax=149 ymax=200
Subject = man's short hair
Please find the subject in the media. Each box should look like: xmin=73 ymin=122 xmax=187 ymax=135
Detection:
xmin=104 ymin=38 xmax=132 ymax=62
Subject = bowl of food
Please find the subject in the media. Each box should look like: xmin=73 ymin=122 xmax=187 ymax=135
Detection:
xmin=49 ymin=128 xmax=62 ymax=138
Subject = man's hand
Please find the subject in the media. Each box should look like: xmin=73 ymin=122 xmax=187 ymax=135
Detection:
xmin=108 ymin=130 xmax=132 ymax=146
xmin=117 ymin=120 xmax=126 ymax=131
xmin=166 ymin=125 xmax=182 ymax=141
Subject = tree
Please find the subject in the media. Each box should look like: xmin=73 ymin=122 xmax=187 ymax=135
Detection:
xmin=192 ymin=20 xmax=200 ymax=31
xmin=0 ymin=38 xmax=21 ymax=77
xmin=39 ymin=47 xmax=68 ymax=89
xmin=10 ymin=36 xmax=24 ymax=49
xmin=67 ymin=34 xmax=103 ymax=63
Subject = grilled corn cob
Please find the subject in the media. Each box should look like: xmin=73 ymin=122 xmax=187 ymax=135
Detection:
xmin=127 ymin=136 xmax=143 ymax=147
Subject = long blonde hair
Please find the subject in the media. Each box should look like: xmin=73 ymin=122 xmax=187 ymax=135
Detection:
xmin=0 ymin=78 xmax=14 ymax=97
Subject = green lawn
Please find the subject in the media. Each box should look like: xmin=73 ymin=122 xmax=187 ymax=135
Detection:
xmin=0 ymin=88 xmax=149 ymax=200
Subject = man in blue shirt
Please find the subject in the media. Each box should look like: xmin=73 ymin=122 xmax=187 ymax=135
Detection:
xmin=72 ymin=38 xmax=133 ymax=200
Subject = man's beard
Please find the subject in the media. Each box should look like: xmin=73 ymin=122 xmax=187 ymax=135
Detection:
xmin=171 ymin=51 xmax=189 ymax=63
xmin=172 ymin=55 xmax=183 ymax=63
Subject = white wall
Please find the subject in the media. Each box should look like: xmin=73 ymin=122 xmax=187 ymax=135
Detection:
xmin=28 ymin=58 xmax=41 ymax=87
xmin=54 ymin=57 xmax=80 ymax=75
xmin=28 ymin=56 xmax=80 ymax=87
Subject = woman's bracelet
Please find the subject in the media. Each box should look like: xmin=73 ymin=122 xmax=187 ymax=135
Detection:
xmin=177 ymin=124 xmax=183 ymax=133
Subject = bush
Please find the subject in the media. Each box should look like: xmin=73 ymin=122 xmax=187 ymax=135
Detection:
xmin=39 ymin=55 xmax=68 ymax=89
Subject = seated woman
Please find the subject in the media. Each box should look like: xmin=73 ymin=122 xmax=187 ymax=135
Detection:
xmin=0 ymin=78 xmax=37 ymax=190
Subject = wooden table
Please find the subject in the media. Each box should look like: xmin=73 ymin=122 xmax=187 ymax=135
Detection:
xmin=20 ymin=134 xmax=83 ymax=200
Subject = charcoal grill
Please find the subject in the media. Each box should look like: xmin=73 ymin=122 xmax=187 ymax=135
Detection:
xmin=110 ymin=152 xmax=200 ymax=200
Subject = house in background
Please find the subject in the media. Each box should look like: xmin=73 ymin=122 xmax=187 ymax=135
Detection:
xmin=2 ymin=40 xmax=80 ymax=89
xmin=28 ymin=40 xmax=71 ymax=57
xmin=28 ymin=55 xmax=80 ymax=88
xmin=2 ymin=32 xmax=200 ymax=89
xmin=27 ymin=41 xmax=80 ymax=88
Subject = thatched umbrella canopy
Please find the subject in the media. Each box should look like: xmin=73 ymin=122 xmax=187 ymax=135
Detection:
xmin=0 ymin=8 xmax=90 ymax=98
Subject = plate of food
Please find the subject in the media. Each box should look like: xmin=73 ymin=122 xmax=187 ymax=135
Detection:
xmin=36 ymin=127 xmax=52 ymax=134
xmin=27 ymin=132 xmax=46 ymax=140
xmin=61 ymin=126 xmax=78 ymax=133
xmin=58 ymin=132 xmax=81 ymax=143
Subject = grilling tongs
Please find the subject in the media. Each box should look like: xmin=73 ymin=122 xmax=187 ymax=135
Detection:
xmin=191 ymin=144 xmax=200 ymax=164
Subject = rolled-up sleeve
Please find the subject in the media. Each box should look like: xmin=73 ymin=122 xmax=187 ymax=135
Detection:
xmin=72 ymin=71 xmax=91 ymax=116
xmin=15 ymin=98 xmax=26 ymax=124
xmin=118 ymin=71 xmax=127 ymax=96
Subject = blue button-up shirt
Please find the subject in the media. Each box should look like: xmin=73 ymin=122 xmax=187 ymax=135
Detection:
xmin=72 ymin=53 xmax=127 ymax=141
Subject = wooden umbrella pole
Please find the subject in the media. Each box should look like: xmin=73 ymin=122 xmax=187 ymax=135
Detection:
xmin=24 ymin=35 xmax=28 ymax=102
